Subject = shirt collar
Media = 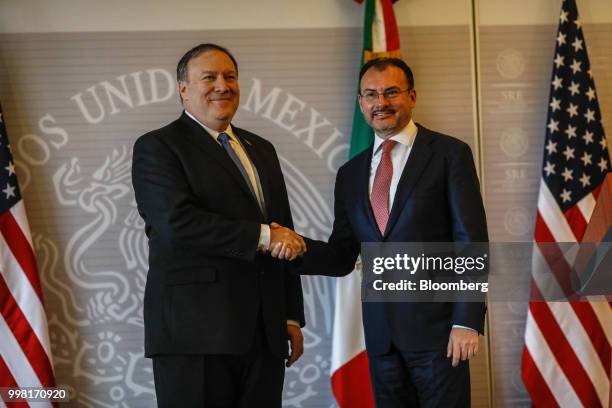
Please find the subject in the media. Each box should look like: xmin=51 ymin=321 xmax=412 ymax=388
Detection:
xmin=372 ymin=119 xmax=418 ymax=154
xmin=184 ymin=109 xmax=235 ymax=142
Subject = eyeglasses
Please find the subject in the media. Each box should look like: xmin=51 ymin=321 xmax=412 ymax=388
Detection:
xmin=359 ymin=87 xmax=413 ymax=103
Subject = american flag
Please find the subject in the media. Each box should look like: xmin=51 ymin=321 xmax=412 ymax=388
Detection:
xmin=521 ymin=0 xmax=611 ymax=407
xmin=0 ymin=102 xmax=56 ymax=403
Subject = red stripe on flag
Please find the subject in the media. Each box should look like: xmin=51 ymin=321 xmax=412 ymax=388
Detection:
xmin=0 ymin=274 xmax=55 ymax=388
xmin=379 ymin=0 xmax=400 ymax=51
xmin=534 ymin=213 xmax=578 ymax=299
xmin=0 ymin=354 xmax=18 ymax=388
xmin=521 ymin=346 xmax=560 ymax=408
xmin=534 ymin=210 xmax=560 ymax=243
xmin=0 ymin=211 xmax=44 ymax=302
xmin=564 ymin=205 xmax=588 ymax=242
xmin=331 ymin=351 xmax=374 ymax=408
xmin=0 ymin=355 xmax=30 ymax=408
xmin=529 ymin=298 xmax=603 ymax=408
xmin=570 ymin=302 xmax=611 ymax=378
xmin=591 ymin=184 xmax=602 ymax=200
xmin=521 ymin=347 xmax=559 ymax=408
xmin=536 ymin=241 xmax=577 ymax=299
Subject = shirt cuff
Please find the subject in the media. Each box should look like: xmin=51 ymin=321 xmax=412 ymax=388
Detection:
xmin=452 ymin=324 xmax=477 ymax=332
xmin=287 ymin=320 xmax=300 ymax=327
xmin=258 ymin=224 xmax=271 ymax=251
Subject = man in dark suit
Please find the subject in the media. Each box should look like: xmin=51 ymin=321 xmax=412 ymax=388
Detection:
xmin=132 ymin=43 xmax=306 ymax=407
xmin=275 ymin=58 xmax=488 ymax=407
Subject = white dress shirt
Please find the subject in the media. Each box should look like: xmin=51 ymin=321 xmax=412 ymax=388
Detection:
xmin=369 ymin=119 xmax=418 ymax=204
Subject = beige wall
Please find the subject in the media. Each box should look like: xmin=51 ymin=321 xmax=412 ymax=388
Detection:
xmin=2 ymin=0 xmax=612 ymax=33
xmin=0 ymin=0 xmax=470 ymax=32
xmin=480 ymin=0 xmax=612 ymax=25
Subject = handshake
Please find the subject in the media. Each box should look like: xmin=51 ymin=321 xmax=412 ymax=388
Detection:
xmin=269 ymin=222 xmax=307 ymax=261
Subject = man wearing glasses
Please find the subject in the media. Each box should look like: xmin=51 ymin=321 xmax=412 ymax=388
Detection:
xmin=283 ymin=58 xmax=488 ymax=407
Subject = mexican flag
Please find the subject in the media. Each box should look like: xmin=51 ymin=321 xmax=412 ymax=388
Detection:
xmin=349 ymin=0 xmax=401 ymax=158
xmin=330 ymin=1 xmax=401 ymax=407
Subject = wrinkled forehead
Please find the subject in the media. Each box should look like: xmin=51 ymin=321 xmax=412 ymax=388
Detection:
xmin=360 ymin=66 xmax=410 ymax=90
xmin=187 ymin=50 xmax=237 ymax=75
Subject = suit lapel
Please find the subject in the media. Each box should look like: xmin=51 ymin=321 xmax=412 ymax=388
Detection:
xmin=384 ymin=126 xmax=433 ymax=238
xmin=179 ymin=113 xmax=261 ymax=209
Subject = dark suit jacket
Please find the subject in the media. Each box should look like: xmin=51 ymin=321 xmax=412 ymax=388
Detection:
xmin=299 ymin=124 xmax=487 ymax=355
xmin=132 ymin=112 xmax=305 ymax=359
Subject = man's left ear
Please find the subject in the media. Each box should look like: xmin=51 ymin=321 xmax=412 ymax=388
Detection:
xmin=409 ymin=90 xmax=417 ymax=106
xmin=178 ymin=81 xmax=188 ymax=101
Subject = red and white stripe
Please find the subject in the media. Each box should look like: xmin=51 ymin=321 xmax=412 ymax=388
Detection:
xmin=330 ymin=269 xmax=373 ymax=407
xmin=371 ymin=0 xmax=400 ymax=54
xmin=0 ymin=200 xmax=56 ymax=407
xmin=522 ymin=180 xmax=611 ymax=408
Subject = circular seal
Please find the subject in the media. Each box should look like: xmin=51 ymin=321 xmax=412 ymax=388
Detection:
xmin=496 ymin=49 xmax=525 ymax=80
xmin=500 ymin=127 xmax=528 ymax=158
xmin=504 ymin=206 xmax=532 ymax=237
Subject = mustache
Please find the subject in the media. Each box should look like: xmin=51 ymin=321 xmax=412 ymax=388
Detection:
xmin=371 ymin=108 xmax=395 ymax=115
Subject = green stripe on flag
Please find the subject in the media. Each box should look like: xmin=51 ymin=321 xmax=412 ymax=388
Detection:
xmin=363 ymin=0 xmax=375 ymax=54
xmin=349 ymin=0 xmax=376 ymax=159
xmin=349 ymin=100 xmax=374 ymax=159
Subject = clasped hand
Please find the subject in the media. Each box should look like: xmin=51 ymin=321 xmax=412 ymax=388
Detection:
xmin=269 ymin=222 xmax=306 ymax=260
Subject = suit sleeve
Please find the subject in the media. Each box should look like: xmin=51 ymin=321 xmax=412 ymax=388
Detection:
xmin=268 ymin=146 xmax=305 ymax=327
xmin=132 ymin=134 xmax=261 ymax=262
xmin=447 ymin=142 xmax=488 ymax=333
xmin=447 ymin=143 xmax=489 ymax=242
xmin=298 ymin=166 xmax=361 ymax=277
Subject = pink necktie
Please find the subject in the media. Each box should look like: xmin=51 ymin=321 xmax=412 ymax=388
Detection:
xmin=371 ymin=139 xmax=397 ymax=235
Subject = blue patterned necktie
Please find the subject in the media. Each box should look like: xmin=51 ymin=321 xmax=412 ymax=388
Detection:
xmin=217 ymin=132 xmax=257 ymax=200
